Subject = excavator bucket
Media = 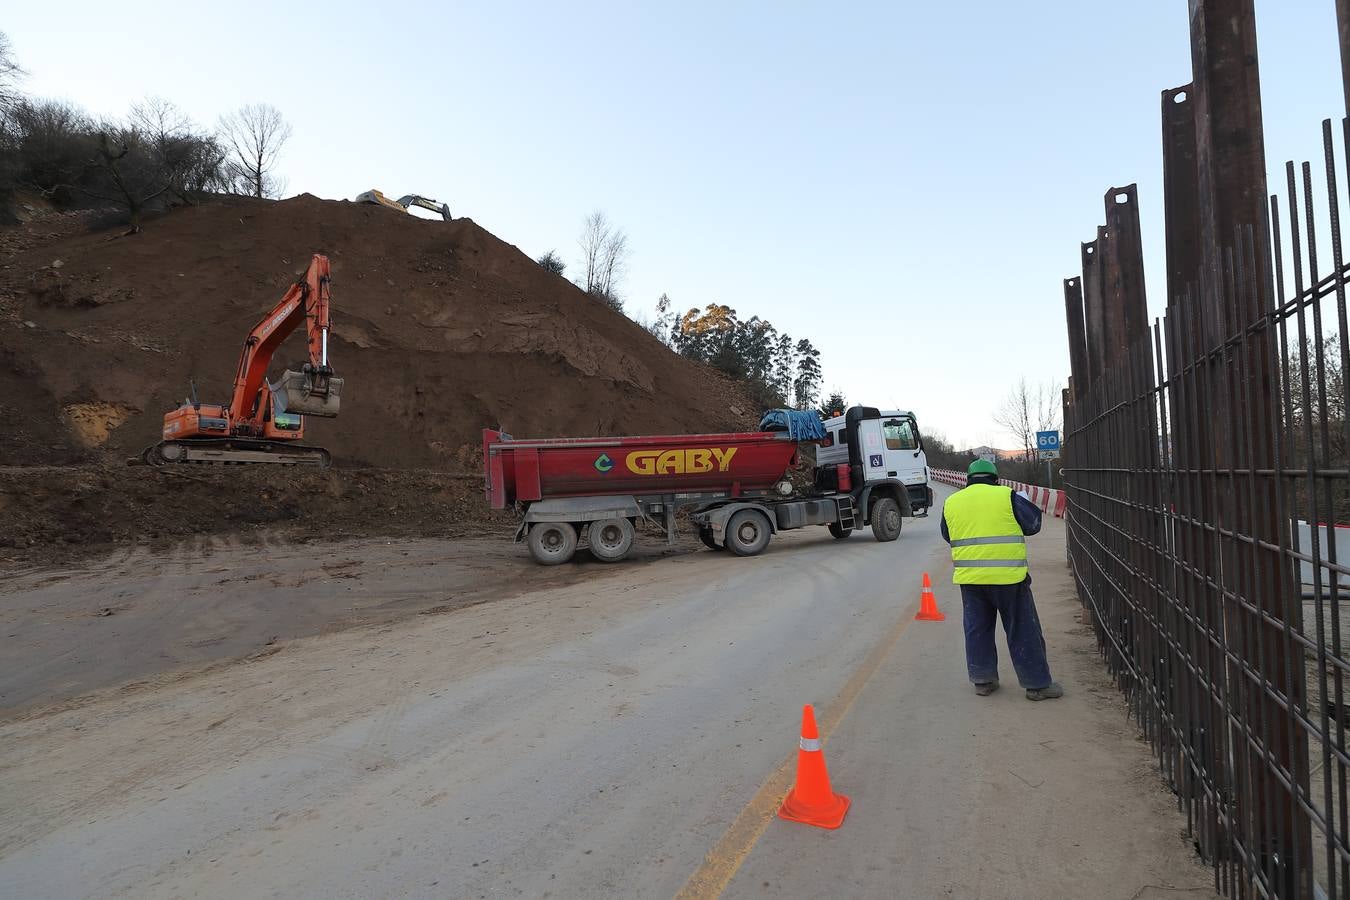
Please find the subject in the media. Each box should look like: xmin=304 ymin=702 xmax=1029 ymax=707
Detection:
xmin=271 ymin=369 xmax=343 ymax=418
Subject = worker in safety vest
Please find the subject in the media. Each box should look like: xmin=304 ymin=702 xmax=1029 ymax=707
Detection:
xmin=940 ymin=458 xmax=1063 ymax=700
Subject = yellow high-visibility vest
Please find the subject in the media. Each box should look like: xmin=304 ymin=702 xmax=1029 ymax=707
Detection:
xmin=944 ymin=483 xmax=1028 ymax=585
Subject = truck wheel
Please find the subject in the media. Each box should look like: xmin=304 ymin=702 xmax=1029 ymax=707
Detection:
xmin=725 ymin=509 xmax=772 ymax=557
xmin=527 ymin=522 xmax=578 ymax=565
xmin=871 ymin=497 xmax=902 ymax=543
xmin=587 ymin=518 xmax=634 ymax=562
xmin=698 ymin=527 xmax=721 ymax=550
xmin=828 ymin=522 xmax=853 ymax=540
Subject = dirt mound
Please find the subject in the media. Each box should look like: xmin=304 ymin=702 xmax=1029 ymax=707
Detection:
xmin=0 ymin=463 xmax=513 ymax=568
xmin=0 ymin=195 xmax=757 ymax=468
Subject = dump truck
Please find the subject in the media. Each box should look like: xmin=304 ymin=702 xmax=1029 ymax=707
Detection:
xmin=483 ymin=406 xmax=932 ymax=565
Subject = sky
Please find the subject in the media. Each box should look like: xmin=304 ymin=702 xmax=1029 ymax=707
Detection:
xmin=5 ymin=1 xmax=1346 ymax=448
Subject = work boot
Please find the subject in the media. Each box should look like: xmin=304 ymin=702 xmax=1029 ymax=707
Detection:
xmin=974 ymin=680 xmax=999 ymax=697
xmin=1025 ymin=682 xmax=1064 ymax=701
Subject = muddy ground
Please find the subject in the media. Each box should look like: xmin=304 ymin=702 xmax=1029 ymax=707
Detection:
xmin=0 ymin=526 xmax=703 ymax=720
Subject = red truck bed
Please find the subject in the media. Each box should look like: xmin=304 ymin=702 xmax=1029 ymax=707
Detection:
xmin=483 ymin=428 xmax=799 ymax=508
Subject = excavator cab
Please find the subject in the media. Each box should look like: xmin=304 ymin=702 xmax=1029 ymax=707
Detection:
xmin=271 ymin=411 xmax=302 ymax=433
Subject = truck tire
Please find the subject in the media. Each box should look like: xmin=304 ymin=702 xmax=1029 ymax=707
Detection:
xmin=528 ymin=522 xmax=578 ymax=565
xmin=725 ymin=509 xmax=772 ymax=557
xmin=698 ymin=527 xmax=721 ymax=550
xmin=871 ymin=496 xmax=902 ymax=543
xmin=587 ymin=518 xmax=635 ymax=562
xmin=828 ymin=522 xmax=853 ymax=540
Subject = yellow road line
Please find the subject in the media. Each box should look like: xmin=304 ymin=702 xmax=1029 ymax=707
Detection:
xmin=673 ymin=594 xmax=925 ymax=900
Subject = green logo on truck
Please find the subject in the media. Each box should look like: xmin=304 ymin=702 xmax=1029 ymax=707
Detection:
xmin=594 ymin=453 xmax=614 ymax=473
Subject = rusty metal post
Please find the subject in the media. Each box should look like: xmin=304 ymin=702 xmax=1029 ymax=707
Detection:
xmin=1160 ymin=79 xmax=1218 ymax=830
xmin=1339 ymin=0 xmax=1350 ymax=122
xmin=1082 ymin=231 xmax=1108 ymax=385
xmin=1190 ymin=0 xmax=1271 ymax=320
xmin=1103 ymin=184 xmax=1150 ymax=348
xmin=1064 ymin=277 xmax=1089 ymax=398
xmin=1105 ymin=184 xmax=1152 ymax=692
xmin=1189 ymin=1 xmax=1307 ymax=891
xmin=1098 ymin=215 xmax=1133 ymax=370
xmin=1162 ymin=85 xmax=1203 ymax=309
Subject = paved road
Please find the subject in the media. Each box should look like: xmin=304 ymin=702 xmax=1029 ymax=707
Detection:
xmin=0 ymin=488 xmax=1212 ymax=898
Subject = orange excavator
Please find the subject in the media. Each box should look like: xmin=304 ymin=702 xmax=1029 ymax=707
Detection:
xmin=140 ymin=253 xmax=344 ymax=468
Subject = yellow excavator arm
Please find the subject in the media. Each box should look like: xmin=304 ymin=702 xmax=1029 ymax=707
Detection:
xmin=354 ymin=189 xmax=451 ymax=221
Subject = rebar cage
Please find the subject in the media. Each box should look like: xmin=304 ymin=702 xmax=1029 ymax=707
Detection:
xmin=1064 ymin=117 xmax=1350 ymax=898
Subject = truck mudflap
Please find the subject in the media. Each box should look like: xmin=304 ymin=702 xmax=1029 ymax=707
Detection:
xmin=515 ymin=495 xmax=642 ymax=541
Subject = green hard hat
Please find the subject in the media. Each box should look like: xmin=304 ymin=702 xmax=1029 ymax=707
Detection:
xmin=968 ymin=458 xmax=998 ymax=477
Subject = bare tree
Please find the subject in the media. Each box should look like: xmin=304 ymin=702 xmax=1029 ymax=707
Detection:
xmin=131 ymin=97 xmax=228 ymax=203
xmin=577 ymin=210 xmax=630 ymax=310
xmin=0 ymin=32 xmax=25 ymax=202
xmin=3 ymin=99 xmax=91 ymax=204
xmin=995 ymin=378 xmax=1034 ymax=462
xmin=130 ymin=96 xmax=189 ymax=143
xmin=599 ymin=230 xmax=628 ymax=297
xmin=993 ymin=377 xmax=1062 ymax=481
xmin=218 ymin=103 xmax=291 ymax=198
xmin=578 ymin=211 xmax=606 ymax=292
xmin=85 ymin=129 xmax=171 ymax=233
xmin=0 ymin=32 xmax=24 ymax=113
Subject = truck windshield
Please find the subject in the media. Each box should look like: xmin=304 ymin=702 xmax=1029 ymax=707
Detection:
xmin=883 ymin=418 xmax=918 ymax=451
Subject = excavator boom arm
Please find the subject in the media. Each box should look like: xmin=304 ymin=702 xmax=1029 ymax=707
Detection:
xmin=395 ymin=195 xmax=451 ymax=221
xmin=229 ymin=254 xmax=333 ymax=424
xmin=356 ymin=189 xmax=451 ymax=221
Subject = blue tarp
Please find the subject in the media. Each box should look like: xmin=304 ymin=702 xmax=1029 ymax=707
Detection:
xmin=758 ymin=409 xmax=827 ymax=441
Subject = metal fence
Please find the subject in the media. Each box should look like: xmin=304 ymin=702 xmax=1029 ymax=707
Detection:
xmin=1067 ymin=124 xmax=1350 ymax=899
xmin=1062 ymin=5 xmax=1350 ymax=897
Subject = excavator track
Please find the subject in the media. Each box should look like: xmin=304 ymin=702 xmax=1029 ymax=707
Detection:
xmin=138 ymin=439 xmax=332 ymax=469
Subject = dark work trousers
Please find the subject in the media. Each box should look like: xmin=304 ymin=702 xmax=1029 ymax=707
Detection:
xmin=960 ymin=576 xmax=1053 ymax=689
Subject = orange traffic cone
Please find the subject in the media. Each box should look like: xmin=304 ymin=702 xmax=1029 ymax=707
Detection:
xmin=778 ymin=704 xmax=851 ymax=829
xmin=915 ymin=572 xmax=945 ymax=621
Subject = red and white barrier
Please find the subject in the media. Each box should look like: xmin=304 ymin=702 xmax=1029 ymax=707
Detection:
xmin=929 ymin=468 xmax=1068 ymax=519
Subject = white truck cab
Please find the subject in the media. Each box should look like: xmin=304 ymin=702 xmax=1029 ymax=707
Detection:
xmin=817 ymin=408 xmax=932 ymax=516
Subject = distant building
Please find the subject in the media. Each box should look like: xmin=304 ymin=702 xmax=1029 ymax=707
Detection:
xmin=965 ymin=445 xmax=1028 ymax=464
